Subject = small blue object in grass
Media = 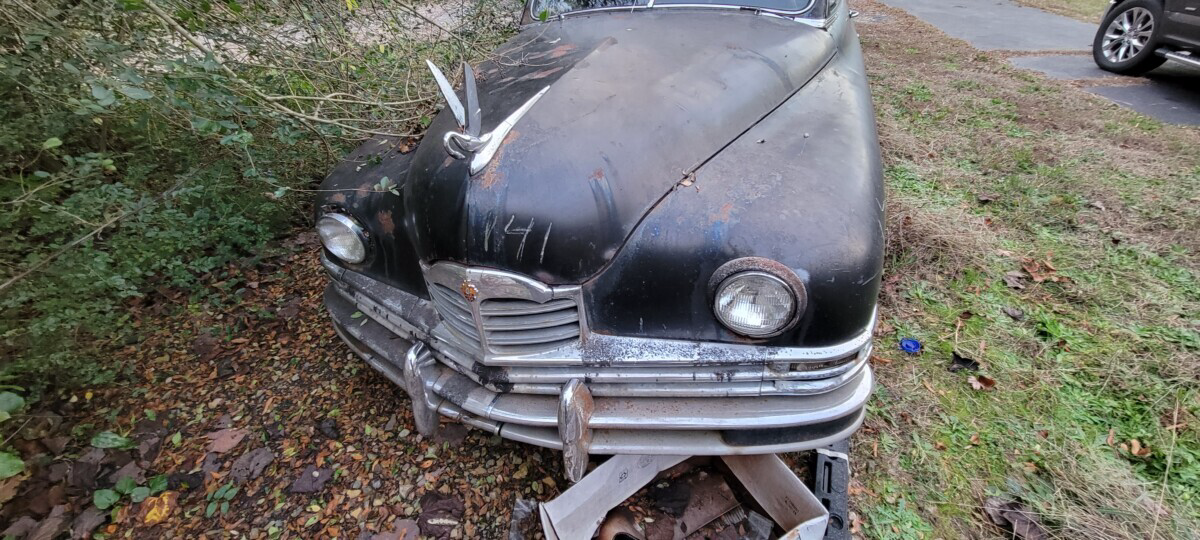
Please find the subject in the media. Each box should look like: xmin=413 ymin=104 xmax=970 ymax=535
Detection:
xmin=899 ymin=338 xmax=922 ymax=354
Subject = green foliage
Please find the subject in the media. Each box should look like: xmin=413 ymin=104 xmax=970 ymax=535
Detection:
xmin=93 ymin=473 xmax=168 ymax=511
xmin=0 ymin=0 xmax=520 ymax=396
xmin=0 ymin=391 xmax=24 ymax=423
xmin=862 ymin=482 xmax=934 ymax=539
xmin=148 ymin=474 xmax=168 ymax=494
xmin=206 ymin=482 xmax=238 ymax=517
xmin=90 ymin=431 xmax=133 ymax=449
xmin=0 ymin=451 xmax=24 ymax=479
xmin=94 ymin=489 xmax=121 ymax=510
xmin=115 ymin=475 xmax=137 ymax=495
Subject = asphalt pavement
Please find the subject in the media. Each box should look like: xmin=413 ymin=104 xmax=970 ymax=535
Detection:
xmin=878 ymin=0 xmax=1200 ymax=126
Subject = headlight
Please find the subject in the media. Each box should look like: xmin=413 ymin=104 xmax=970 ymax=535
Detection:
xmin=316 ymin=213 xmax=368 ymax=264
xmin=714 ymin=271 xmax=798 ymax=338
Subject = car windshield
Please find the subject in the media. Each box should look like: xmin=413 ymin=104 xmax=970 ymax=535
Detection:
xmin=529 ymin=0 xmax=821 ymax=19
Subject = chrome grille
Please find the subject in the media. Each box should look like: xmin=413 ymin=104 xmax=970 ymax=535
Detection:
xmin=429 ymin=283 xmax=482 ymax=351
xmin=481 ymin=297 xmax=580 ymax=353
xmin=424 ymin=263 xmax=583 ymax=356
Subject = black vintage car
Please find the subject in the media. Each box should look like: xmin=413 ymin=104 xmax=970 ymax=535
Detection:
xmin=316 ymin=0 xmax=883 ymax=482
xmin=1094 ymin=0 xmax=1200 ymax=74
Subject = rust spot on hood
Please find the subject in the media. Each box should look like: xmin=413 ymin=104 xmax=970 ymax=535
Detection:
xmin=376 ymin=210 xmax=396 ymax=236
xmin=519 ymin=66 xmax=565 ymax=82
xmin=329 ymin=193 xmax=347 ymax=204
xmin=711 ymin=202 xmax=734 ymax=223
xmin=548 ymin=43 xmax=577 ymax=59
xmin=478 ymin=129 xmax=521 ymax=190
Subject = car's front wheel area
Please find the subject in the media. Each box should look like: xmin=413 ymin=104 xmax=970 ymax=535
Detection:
xmin=1093 ymin=0 xmax=1168 ymax=74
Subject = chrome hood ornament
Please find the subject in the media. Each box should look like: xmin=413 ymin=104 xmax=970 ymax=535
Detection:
xmin=426 ymin=60 xmax=551 ymax=175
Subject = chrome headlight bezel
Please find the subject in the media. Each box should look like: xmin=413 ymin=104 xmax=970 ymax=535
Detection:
xmin=709 ymin=258 xmax=807 ymax=338
xmin=317 ymin=212 xmax=369 ymax=264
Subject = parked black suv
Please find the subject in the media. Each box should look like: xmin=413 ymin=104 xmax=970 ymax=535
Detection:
xmin=1093 ymin=0 xmax=1200 ymax=74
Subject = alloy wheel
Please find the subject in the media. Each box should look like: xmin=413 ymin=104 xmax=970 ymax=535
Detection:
xmin=1102 ymin=6 xmax=1155 ymax=63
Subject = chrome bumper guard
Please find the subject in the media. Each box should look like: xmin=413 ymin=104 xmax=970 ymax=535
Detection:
xmin=322 ymin=256 xmax=874 ymax=478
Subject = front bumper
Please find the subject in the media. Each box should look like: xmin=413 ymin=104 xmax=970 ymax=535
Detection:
xmin=322 ymin=256 xmax=874 ymax=458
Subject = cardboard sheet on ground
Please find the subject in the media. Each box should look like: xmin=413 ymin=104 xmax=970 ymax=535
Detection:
xmin=539 ymin=454 xmax=829 ymax=540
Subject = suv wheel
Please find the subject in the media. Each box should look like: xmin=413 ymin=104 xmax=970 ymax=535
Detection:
xmin=1093 ymin=0 xmax=1167 ymax=75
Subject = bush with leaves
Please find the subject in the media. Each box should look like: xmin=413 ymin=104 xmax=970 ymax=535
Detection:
xmin=0 ymin=0 xmax=519 ymax=396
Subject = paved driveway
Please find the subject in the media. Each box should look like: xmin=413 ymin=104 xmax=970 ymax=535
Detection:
xmin=878 ymin=0 xmax=1200 ymax=126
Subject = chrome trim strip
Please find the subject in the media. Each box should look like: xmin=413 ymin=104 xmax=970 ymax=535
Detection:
xmin=526 ymin=0 xmax=822 ymax=25
xmin=328 ymin=285 xmax=874 ymax=454
xmin=326 ymin=254 xmax=876 ymax=369
xmin=1162 ymin=50 xmax=1200 ymax=69
xmin=423 ymin=349 xmax=871 ymax=430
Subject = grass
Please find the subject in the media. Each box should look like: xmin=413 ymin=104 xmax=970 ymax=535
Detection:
xmin=852 ymin=0 xmax=1200 ymax=538
xmin=1012 ymin=0 xmax=1110 ymax=22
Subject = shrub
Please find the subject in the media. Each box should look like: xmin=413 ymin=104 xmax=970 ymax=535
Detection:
xmin=0 ymin=0 xmax=518 ymax=395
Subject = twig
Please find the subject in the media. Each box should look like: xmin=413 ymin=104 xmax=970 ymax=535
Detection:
xmin=141 ymin=0 xmax=413 ymax=140
xmin=1150 ymin=396 xmax=1181 ymax=540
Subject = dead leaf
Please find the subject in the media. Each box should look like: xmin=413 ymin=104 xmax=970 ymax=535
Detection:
xmin=230 ymin=447 xmax=274 ymax=483
xmin=417 ymin=494 xmax=463 ymax=539
xmin=1021 ymin=258 xmax=1069 ymax=284
xmin=977 ymin=193 xmax=999 ymax=204
xmin=0 ymin=472 xmax=28 ymax=505
xmin=140 ymin=491 xmax=179 ymax=526
xmin=983 ymin=497 xmax=1048 ymax=540
xmin=969 ymin=375 xmax=996 ymax=391
xmin=289 ymin=466 xmax=333 ymax=494
xmin=28 ymin=506 xmax=69 ymax=540
xmin=371 ymin=518 xmax=419 ymax=540
xmin=1003 ymin=306 xmax=1025 ymax=321
xmin=71 ymin=506 xmax=107 ymax=540
xmin=205 ymin=428 xmax=248 ymax=454
xmin=1003 ymin=271 xmax=1026 ymax=289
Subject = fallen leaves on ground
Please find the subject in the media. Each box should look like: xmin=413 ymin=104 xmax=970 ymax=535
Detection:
xmin=0 ymin=247 xmax=568 ymax=538
xmin=968 ymin=375 xmax=996 ymax=391
xmin=1021 ymin=257 xmax=1069 ymax=284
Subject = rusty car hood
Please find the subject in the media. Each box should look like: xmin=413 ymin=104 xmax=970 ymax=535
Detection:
xmin=400 ymin=10 xmax=835 ymax=285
